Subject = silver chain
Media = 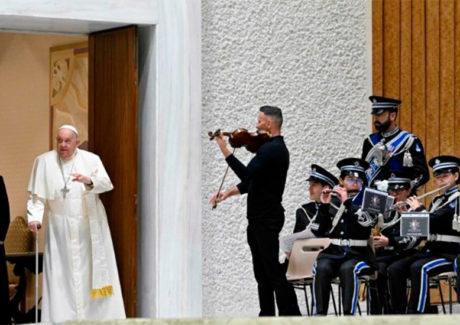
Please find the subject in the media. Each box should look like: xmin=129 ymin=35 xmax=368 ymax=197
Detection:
xmin=58 ymin=151 xmax=77 ymax=198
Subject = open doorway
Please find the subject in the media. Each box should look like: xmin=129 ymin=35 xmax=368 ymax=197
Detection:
xmin=1 ymin=26 xmax=139 ymax=321
xmin=0 ymin=31 xmax=88 ymax=322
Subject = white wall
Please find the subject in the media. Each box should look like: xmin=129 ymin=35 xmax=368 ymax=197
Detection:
xmin=202 ymin=0 xmax=371 ymax=317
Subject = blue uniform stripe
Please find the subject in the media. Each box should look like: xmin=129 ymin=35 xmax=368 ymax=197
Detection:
xmin=312 ymin=261 xmax=317 ymax=315
xmin=433 ymin=162 xmax=459 ymax=173
xmin=417 ymin=259 xmax=451 ymax=312
xmin=367 ymin=131 xmax=411 ymax=183
xmin=351 ymin=261 xmax=370 ymax=315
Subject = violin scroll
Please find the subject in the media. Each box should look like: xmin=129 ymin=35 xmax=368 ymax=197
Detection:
xmin=208 ymin=129 xmax=221 ymax=141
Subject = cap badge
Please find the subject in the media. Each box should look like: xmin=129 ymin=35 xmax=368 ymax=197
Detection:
xmin=354 ymin=161 xmax=359 ymax=166
xmin=435 ymin=159 xmax=441 ymax=165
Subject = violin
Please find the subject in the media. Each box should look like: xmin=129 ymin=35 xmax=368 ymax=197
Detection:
xmin=208 ymin=128 xmax=270 ymax=153
xmin=208 ymin=128 xmax=270 ymax=209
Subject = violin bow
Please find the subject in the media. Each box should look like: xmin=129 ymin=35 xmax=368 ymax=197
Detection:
xmin=213 ymin=148 xmax=236 ymax=209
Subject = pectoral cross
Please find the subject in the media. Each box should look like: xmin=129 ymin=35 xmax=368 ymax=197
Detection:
xmin=61 ymin=186 xmax=70 ymax=199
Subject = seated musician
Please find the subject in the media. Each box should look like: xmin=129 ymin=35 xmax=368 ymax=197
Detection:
xmin=280 ymin=164 xmax=338 ymax=257
xmin=312 ymin=158 xmax=376 ymax=315
xmin=370 ymin=170 xmax=419 ymax=314
xmin=387 ymin=155 xmax=460 ymax=314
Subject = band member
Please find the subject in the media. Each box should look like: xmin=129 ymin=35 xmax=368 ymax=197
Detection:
xmin=361 ymin=96 xmax=429 ymax=191
xmin=209 ymin=106 xmax=301 ymax=316
xmin=312 ymin=158 xmax=376 ymax=315
xmin=280 ymin=164 xmax=339 ymax=257
xmin=294 ymin=165 xmax=339 ymax=233
xmin=369 ymin=170 xmax=419 ymax=314
xmin=280 ymin=165 xmax=338 ymax=277
xmin=387 ymin=155 xmax=460 ymax=314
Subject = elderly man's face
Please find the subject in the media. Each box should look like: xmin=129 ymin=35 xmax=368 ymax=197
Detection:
xmin=56 ymin=129 xmax=79 ymax=159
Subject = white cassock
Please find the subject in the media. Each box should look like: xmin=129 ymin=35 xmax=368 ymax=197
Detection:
xmin=27 ymin=148 xmax=126 ymax=323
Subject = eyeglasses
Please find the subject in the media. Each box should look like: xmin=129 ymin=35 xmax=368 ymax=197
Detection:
xmin=346 ymin=178 xmax=363 ymax=186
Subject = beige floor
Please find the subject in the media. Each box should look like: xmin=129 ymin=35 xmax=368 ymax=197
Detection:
xmin=61 ymin=315 xmax=460 ymax=325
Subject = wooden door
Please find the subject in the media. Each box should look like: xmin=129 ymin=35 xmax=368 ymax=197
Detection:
xmin=88 ymin=26 xmax=138 ymax=317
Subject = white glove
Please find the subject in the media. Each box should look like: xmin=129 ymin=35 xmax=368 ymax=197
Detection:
xmin=375 ymin=180 xmax=388 ymax=192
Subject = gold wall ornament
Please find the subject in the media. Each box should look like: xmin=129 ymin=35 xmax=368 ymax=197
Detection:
xmin=49 ymin=42 xmax=88 ymax=149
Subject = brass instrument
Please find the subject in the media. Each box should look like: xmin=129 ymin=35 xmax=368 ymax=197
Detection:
xmin=391 ymin=183 xmax=454 ymax=210
xmin=371 ymin=223 xmax=381 ymax=236
xmin=371 ymin=213 xmax=385 ymax=237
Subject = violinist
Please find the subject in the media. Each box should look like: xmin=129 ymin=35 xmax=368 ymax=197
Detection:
xmin=209 ymin=105 xmax=301 ymax=317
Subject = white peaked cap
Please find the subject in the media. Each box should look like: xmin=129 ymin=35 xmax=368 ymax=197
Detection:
xmin=58 ymin=124 xmax=79 ymax=136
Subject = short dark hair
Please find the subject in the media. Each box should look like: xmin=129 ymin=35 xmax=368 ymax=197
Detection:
xmin=259 ymin=105 xmax=283 ymax=127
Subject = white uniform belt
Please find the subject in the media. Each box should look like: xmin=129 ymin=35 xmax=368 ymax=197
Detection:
xmin=428 ymin=234 xmax=460 ymax=244
xmin=331 ymin=238 xmax=368 ymax=247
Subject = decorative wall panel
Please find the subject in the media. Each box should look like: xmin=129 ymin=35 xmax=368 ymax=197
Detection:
xmin=50 ymin=42 xmax=88 ymax=148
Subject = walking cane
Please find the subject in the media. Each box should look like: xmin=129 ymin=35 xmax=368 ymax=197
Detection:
xmin=35 ymin=228 xmax=40 ymax=324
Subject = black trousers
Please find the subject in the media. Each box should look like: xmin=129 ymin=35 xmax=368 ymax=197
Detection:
xmin=247 ymin=221 xmax=301 ymax=316
xmin=369 ymin=255 xmax=394 ymax=314
xmin=388 ymin=255 xmax=453 ymax=314
xmin=313 ymin=257 xmax=373 ymax=315
xmin=0 ymin=245 xmax=10 ymax=324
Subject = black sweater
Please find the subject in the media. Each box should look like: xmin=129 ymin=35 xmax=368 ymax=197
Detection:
xmin=225 ymin=136 xmax=289 ymax=221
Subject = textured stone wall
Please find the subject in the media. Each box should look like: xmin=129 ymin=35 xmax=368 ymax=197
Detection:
xmin=202 ymin=0 xmax=370 ymax=317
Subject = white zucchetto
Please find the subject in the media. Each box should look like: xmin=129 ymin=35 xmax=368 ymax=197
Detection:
xmin=58 ymin=124 xmax=79 ymax=136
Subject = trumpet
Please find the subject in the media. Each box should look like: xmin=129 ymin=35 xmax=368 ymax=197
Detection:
xmin=391 ymin=183 xmax=454 ymax=209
